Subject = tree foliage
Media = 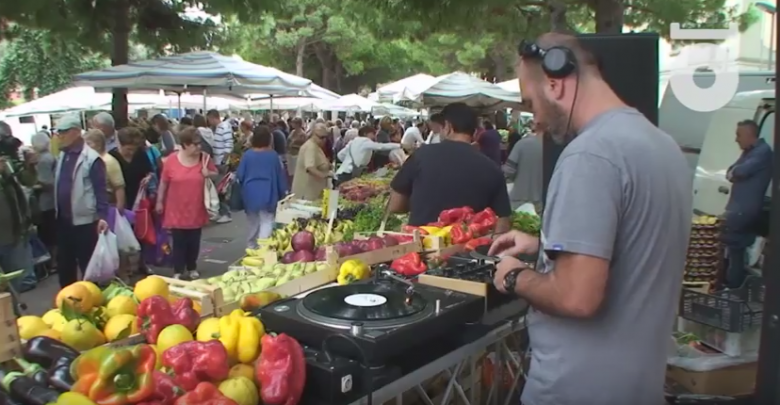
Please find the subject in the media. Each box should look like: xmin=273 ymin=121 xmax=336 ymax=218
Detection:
xmin=0 ymin=28 xmax=107 ymax=109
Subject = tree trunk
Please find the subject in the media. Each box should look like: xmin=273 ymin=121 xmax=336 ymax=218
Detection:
xmin=295 ymin=39 xmax=306 ymax=77
xmin=548 ymin=0 xmax=569 ymax=31
xmin=593 ymin=0 xmax=624 ymax=33
xmin=111 ymin=0 xmax=130 ymax=128
xmin=334 ymin=62 xmax=343 ymax=92
xmin=312 ymin=43 xmax=335 ymax=89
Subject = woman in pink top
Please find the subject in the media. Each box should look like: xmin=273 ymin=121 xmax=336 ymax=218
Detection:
xmin=155 ymin=127 xmax=217 ymax=280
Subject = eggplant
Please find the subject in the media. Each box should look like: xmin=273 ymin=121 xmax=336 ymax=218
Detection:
xmin=22 ymin=337 xmax=79 ymax=369
xmin=12 ymin=360 xmax=47 ymax=388
xmin=46 ymin=365 xmax=73 ymax=393
xmin=0 ymin=386 xmax=24 ymax=405
xmin=0 ymin=370 xmax=59 ymax=405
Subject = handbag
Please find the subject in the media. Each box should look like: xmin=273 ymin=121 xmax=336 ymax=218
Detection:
xmin=228 ymin=173 xmax=244 ymax=211
xmin=133 ymin=187 xmax=157 ymax=246
xmin=202 ymin=155 xmax=220 ymax=219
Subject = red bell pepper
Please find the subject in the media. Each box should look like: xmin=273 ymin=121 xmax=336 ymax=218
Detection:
xmin=438 ymin=207 xmax=474 ymax=225
xmin=468 ymin=208 xmax=498 ymax=236
xmin=136 ymin=296 xmax=176 ymax=344
xmin=139 ymin=371 xmax=183 ymax=405
xmin=401 ymin=225 xmax=427 ymax=235
xmin=450 ymin=222 xmax=473 ymax=244
xmin=390 ymin=252 xmax=427 ymax=276
xmin=395 ymin=235 xmax=414 ymax=243
xmin=465 ymin=237 xmax=493 ymax=251
xmin=174 ymin=382 xmax=237 ymax=405
xmin=162 ymin=341 xmax=230 ymax=391
xmin=256 ymin=333 xmax=306 ymax=405
xmin=171 ymin=298 xmax=200 ymax=332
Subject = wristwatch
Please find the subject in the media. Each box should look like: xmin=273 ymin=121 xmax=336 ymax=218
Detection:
xmin=502 ymin=268 xmax=527 ymax=295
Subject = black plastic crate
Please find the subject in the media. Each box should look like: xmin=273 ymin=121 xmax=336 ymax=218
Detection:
xmin=679 ymin=276 xmax=765 ymax=332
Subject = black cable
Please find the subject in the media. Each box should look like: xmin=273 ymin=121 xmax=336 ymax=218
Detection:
xmin=322 ymin=333 xmax=373 ymax=405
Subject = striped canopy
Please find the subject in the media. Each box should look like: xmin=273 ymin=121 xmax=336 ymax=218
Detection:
xmin=401 ymin=72 xmax=522 ymax=109
xmin=73 ymin=51 xmax=312 ymax=96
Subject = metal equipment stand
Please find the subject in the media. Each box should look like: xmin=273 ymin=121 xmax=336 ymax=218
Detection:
xmin=348 ymin=318 xmax=527 ymax=405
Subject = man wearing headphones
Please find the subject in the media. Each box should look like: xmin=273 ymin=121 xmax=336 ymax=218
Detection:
xmin=488 ymin=33 xmax=691 ymax=404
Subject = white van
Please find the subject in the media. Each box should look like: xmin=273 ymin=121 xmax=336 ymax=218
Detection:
xmin=692 ymin=89 xmax=774 ymax=217
xmin=659 ymin=71 xmax=775 ymax=176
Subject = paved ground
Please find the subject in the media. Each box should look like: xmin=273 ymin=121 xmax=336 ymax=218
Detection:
xmin=19 ymin=212 xmax=249 ymax=316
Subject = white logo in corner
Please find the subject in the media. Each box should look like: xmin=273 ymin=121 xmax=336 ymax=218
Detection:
xmin=668 ymin=23 xmax=740 ymax=112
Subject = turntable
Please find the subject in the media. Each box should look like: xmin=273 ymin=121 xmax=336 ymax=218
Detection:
xmin=258 ymin=272 xmax=485 ymax=366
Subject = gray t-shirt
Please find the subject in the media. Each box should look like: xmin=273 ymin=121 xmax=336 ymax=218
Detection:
xmin=523 ymin=108 xmax=691 ymax=405
xmin=504 ymin=135 xmax=543 ymax=209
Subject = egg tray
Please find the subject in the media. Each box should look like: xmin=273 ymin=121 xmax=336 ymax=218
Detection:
xmin=691 ymin=224 xmax=719 ymax=231
xmin=689 ymin=232 xmax=719 ymax=240
xmin=684 ymin=275 xmax=718 ymax=282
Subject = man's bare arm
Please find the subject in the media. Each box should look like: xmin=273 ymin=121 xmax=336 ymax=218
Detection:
xmin=514 ymin=252 xmax=609 ymax=318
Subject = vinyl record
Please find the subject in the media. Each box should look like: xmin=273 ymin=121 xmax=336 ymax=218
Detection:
xmin=302 ymin=283 xmax=427 ymax=321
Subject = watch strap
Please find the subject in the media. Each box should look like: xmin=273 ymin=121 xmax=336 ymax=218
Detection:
xmin=502 ymin=267 xmax=526 ymax=294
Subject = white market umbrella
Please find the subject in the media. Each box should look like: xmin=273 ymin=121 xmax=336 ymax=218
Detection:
xmin=247 ymin=97 xmax=325 ymax=111
xmin=402 ymin=72 xmax=522 ymax=109
xmin=377 ymin=73 xmax=436 ymax=103
xmin=323 ymin=94 xmax=419 ymax=117
xmin=497 ymin=79 xmax=519 ymax=92
xmin=73 ymin=51 xmax=312 ymax=97
xmin=0 ymin=87 xmax=242 ymax=117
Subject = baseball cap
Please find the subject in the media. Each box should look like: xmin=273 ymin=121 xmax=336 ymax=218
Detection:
xmin=54 ymin=114 xmax=82 ymax=132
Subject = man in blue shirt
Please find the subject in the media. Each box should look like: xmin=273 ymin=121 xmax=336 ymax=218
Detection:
xmin=722 ymin=119 xmax=773 ymax=288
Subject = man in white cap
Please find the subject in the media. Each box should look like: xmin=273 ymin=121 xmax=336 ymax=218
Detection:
xmin=53 ymin=114 xmax=109 ymax=288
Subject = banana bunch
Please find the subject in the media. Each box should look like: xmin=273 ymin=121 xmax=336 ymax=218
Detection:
xmin=321 ymin=189 xmax=331 ymax=214
xmin=241 ymin=256 xmax=265 ymax=267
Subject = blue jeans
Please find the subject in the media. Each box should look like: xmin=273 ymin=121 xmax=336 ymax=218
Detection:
xmin=0 ymin=239 xmax=37 ymax=293
xmin=726 ymin=246 xmax=748 ymax=289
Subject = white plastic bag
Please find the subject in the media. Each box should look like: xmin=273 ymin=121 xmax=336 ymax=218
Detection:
xmin=114 ymin=214 xmax=141 ymax=253
xmin=84 ymin=232 xmax=120 ymax=284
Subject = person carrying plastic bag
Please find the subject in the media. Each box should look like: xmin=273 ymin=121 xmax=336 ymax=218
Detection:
xmin=83 ymin=231 xmax=119 ymax=285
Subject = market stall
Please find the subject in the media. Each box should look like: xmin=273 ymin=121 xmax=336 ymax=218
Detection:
xmin=1 ymin=165 xmax=533 ymax=405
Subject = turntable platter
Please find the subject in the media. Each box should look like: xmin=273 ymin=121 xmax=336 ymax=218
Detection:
xmin=303 ymin=284 xmax=426 ymax=321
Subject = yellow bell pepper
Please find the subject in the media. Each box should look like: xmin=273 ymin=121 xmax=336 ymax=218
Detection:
xmin=337 ymin=259 xmax=370 ymax=285
xmin=236 ymin=316 xmax=265 ymax=364
xmin=420 ymin=226 xmax=442 ymax=235
xmin=219 ymin=315 xmax=241 ymax=360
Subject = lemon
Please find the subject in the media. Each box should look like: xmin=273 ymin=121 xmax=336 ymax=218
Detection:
xmin=61 ymin=319 xmax=103 ymax=351
xmin=103 ymin=314 xmax=138 ymax=342
xmin=228 ymin=364 xmax=255 ymax=380
xmin=41 ymin=310 xmax=67 ymax=332
xmin=196 ymin=318 xmax=221 ymax=342
xmin=134 ymin=276 xmax=169 ymax=301
xmin=105 ymin=295 xmax=137 ymax=318
xmin=36 ymin=329 xmax=61 ymax=340
xmin=55 ymin=392 xmax=97 ymax=405
xmin=156 ymin=324 xmax=193 ymax=353
xmin=75 ymin=281 xmax=103 ymax=306
xmin=55 ymin=284 xmax=94 ymax=314
xmin=17 ymin=316 xmax=50 ymax=340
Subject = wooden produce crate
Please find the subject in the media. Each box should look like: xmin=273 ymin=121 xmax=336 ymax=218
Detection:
xmin=418 ymin=274 xmax=493 ymax=313
xmin=336 ymin=232 xmax=423 ymax=266
xmin=275 ymin=195 xmax=322 ymax=225
xmin=215 ymin=260 xmax=340 ymax=314
xmin=361 ymin=231 xmax=449 ymax=252
xmin=0 ymin=293 xmax=22 ymax=364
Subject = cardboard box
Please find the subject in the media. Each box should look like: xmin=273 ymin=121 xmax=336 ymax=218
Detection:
xmin=666 ymin=362 xmax=756 ymax=396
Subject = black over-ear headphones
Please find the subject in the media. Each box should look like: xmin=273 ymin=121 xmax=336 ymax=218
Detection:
xmin=518 ymin=41 xmax=576 ymax=79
